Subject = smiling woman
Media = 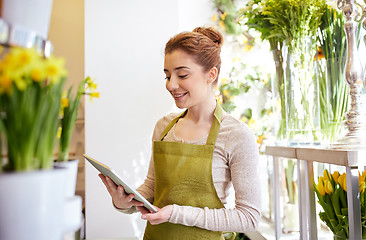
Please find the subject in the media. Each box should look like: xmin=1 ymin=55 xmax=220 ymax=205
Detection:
xmin=98 ymin=26 xmax=261 ymax=240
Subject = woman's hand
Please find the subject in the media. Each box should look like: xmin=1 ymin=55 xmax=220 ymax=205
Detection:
xmin=138 ymin=205 xmax=174 ymax=225
xmin=98 ymin=174 xmax=144 ymax=209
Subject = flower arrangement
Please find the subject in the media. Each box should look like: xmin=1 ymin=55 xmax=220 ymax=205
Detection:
xmin=314 ymin=169 xmax=366 ymax=238
xmin=57 ymin=76 xmax=99 ymax=162
xmin=0 ymin=47 xmax=66 ymax=171
xmin=239 ymin=0 xmax=327 ymax=142
xmin=317 ymin=1 xmax=362 ymax=143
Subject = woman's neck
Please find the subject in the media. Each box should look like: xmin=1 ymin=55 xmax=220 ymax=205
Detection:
xmin=185 ymin=97 xmax=217 ymax=124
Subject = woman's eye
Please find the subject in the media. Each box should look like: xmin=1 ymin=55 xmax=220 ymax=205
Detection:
xmin=165 ymin=76 xmax=171 ymax=81
xmin=178 ymin=75 xmax=188 ymax=79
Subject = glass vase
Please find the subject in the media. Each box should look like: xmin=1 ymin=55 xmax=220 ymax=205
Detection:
xmin=271 ymin=45 xmax=287 ymax=144
xmin=282 ymin=37 xmax=321 ymax=144
xmin=317 ymin=57 xmax=349 ymax=145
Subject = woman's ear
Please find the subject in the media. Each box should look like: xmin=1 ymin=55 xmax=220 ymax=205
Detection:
xmin=207 ymin=67 xmax=218 ymax=85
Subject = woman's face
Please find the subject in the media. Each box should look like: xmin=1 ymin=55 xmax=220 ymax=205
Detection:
xmin=164 ymin=49 xmax=215 ymax=109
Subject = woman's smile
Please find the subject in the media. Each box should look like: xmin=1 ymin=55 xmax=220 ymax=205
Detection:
xmin=172 ymin=92 xmax=188 ymax=100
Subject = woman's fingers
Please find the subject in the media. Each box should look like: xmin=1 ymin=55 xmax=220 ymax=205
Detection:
xmin=98 ymin=174 xmax=145 ymax=209
xmin=137 ymin=206 xmax=153 ymax=215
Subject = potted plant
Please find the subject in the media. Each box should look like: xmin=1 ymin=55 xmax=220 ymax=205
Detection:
xmin=53 ymin=76 xmax=98 ymax=235
xmin=0 ymin=46 xmax=68 ymax=240
xmin=55 ymin=76 xmax=98 ymax=195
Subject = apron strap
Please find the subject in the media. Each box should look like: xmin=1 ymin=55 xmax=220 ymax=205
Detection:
xmin=159 ymin=111 xmax=187 ymax=141
xmin=159 ymin=101 xmax=223 ymax=145
xmin=206 ymin=101 xmax=223 ymax=145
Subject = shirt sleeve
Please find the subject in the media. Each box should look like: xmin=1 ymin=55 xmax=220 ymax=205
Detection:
xmin=168 ymin=123 xmax=261 ymax=232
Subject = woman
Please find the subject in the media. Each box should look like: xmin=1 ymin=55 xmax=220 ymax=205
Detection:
xmin=99 ymin=26 xmax=261 ymax=239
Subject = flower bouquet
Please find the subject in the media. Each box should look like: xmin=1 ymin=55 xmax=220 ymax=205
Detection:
xmin=314 ymin=169 xmax=366 ymax=239
xmin=241 ymin=0 xmax=326 ymax=142
xmin=57 ymin=76 xmax=98 ymax=162
xmin=0 ymin=47 xmax=66 ymax=171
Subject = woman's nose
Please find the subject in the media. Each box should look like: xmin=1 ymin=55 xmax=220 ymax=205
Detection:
xmin=166 ymin=76 xmax=179 ymax=91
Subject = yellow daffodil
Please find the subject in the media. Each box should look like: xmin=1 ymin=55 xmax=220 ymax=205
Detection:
xmin=248 ymin=118 xmax=256 ymax=128
xmin=218 ymin=20 xmax=226 ymax=31
xmin=220 ymin=12 xmax=227 ymax=21
xmin=338 ymin=173 xmax=347 ymax=192
xmin=57 ymin=126 xmax=62 ymax=139
xmin=211 ymin=13 xmax=218 ymax=23
xmin=257 ymin=135 xmax=265 ymax=146
xmin=243 ymin=44 xmax=253 ymax=52
xmin=241 ymin=116 xmax=248 ymax=123
xmin=232 ymin=57 xmax=241 ymax=63
xmin=317 ymin=180 xmax=326 ymax=196
xmin=0 ymin=72 xmax=13 ymax=93
xmin=324 ymin=179 xmax=334 ymax=194
xmin=220 ymin=78 xmax=228 ymax=85
xmin=44 ymin=56 xmax=67 ymax=83
xmin=61 ymin=97 xmax=69 ymax=109
xmin=88 ymin=92 xmax=100 ymax=101
xmin=223 ymin=89 xmax=229 ymax=97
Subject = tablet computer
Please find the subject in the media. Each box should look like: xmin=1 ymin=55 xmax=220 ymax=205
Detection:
xmin=83 ymin=154 xmax=158 ymax=213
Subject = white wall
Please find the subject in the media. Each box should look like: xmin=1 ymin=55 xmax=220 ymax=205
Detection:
xmin=85 ymin=0 xmax=214 ymax=239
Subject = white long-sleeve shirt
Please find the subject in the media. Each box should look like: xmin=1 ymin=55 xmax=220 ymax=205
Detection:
xmin=118 ymin=111 xmax=261 ymax=233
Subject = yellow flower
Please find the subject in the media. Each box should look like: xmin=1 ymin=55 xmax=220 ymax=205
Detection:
xmin=247 ymin=118 xmax=256 ymax=128
xmin=57 ymin=126 xmax=62 ymax=139
xmin=31 ymin=67 xmax=45 ymax=82
xmin=324 ymin=179 xmax=334 ymax=194
xmin=220 ymin=78 xmax=228 ymax=85
xmin=216 ymin=95 xmax=223 ymax=104
xmin=0 ymin=73 xmax=13 ymax=93
xmin=238 ymin=35 xmax=248 ymax=45
xmin=232 ymin=57 xmax=241 ymax=63
xmin=243 ymin=44 xmax=253 ymax=52
xmin=212 ymin=13 xmax=218 ymax=23
xmin=316 ymin=180 xmax=326 ymax=196
xmin=257 ymin=134 xmax=265 ymax=146
xmin=332 ymin=171 xmax=340 ymax=183
xmin=219 ymin=20 xmax=226 ymax=31
xmin=323 ymin=169 xmax=330 ymax=181
xmin=220 ymin=12 xmax=227 ymax=21
xmin=14 ymin=78 xmax=27 ymax=91
xmin=338 ymin=173 xmax=347 ymax=192
xmin=89 ymin=92 xmax=100 ymax=101
xmin=44 ymin=56 xmax=67 ymax=83
xmin=61 ymin=97 xmax=69 ymax=109
xmin=223 ymin=89 xmax=229 ymax=97
xmin=241 ymin=116 xmax=248 ymax=123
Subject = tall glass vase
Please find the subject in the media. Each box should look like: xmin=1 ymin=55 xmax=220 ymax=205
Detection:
xmin=317 ymin=57 xmax=349 ymax=144
xmin=283 ymin=37 xmax=321 ymax=144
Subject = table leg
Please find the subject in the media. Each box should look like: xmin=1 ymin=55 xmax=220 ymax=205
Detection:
xmin=346 ymin=166 xmax=362 ymax=239
xmin=273 ymin=156 xmax=282 ymax=239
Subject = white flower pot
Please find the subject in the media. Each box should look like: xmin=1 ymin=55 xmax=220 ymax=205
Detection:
xmin=0 ymin=168 xmax=67 ymax=240
xmin=54 ymin=160 xmax=83 ymax=234
xmin=1 ymin=0 xmax=54 ymax=39
xmin=54 ymin=159 xmax=79 ymax=197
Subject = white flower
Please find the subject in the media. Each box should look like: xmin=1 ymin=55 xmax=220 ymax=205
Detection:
xmin=326 ymin=0 xmax=338 ymax=10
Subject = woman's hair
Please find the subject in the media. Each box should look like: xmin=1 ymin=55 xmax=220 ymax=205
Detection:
xmin=165 ymin=27 xmax=223 ymax=84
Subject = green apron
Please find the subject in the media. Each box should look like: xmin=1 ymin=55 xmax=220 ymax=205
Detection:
xmin=143 ymin=102 xmax=226 ymax=240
